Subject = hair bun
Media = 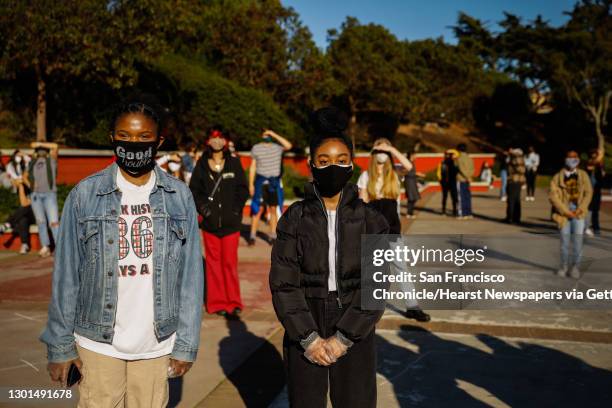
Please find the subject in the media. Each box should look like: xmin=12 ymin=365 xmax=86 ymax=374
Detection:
xmin=311 ymin=107 xmax=349 ymax=136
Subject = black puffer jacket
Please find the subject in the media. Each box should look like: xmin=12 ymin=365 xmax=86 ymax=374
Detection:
xmin=270 ymin=182 xmax=389 ymax=343
xmin=190 ymin=153 xmax=248 ymax=236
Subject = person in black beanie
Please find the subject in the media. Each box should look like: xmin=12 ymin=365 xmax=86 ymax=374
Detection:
xmin=269 ymin=107 xmax=389 ymax=408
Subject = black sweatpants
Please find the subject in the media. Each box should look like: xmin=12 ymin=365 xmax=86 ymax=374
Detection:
xmin=506 ymin=182 xmax=522 ymax=223
xmin=7 ymin=205 xmax=35 ymax=245
xmin=441 ymin=182 xmax=458 ymax=216
xmin=590 ymin=188 xmax=602 ymax=232
xmin=369 ymin=198 xmax=401 ymax=234
xmin=283 ymin=293 xmax=377 ymax=408
xmin=525 ymin=169 xmax=537 ymax=197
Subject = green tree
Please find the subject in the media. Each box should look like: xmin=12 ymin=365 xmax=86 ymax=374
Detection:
xmin=150 ymin=54 xmax=299 ymax=148
xmin=327 ymin=17 xmax=410 ymax=146
xmin=196 ymin=0 xmax=296 ymax=93
xmin=172 ymin=0 xmax=335 ymax=130
xmin=497 ymin=13 xmax=555 ymax=112
xmin=0 ymin=0 xmax=167 ymax=141
xmin=276 ymin=20 xmax=339 ymax=128
xmin=453 ymin=12 xmax=501 ymax=71
xmin=456 ymin=2 xmax=612 ymax=154
xmin=402 ymin=39 xmax=498 ymax=126
xmin=549 ymin=0 xmax=612 ymax=154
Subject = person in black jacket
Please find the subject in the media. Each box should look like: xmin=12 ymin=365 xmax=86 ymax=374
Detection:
xmin=270 ymin=107 xmax=389 ymax=408
xmin=586 ymin=148 xmax=605 ymax=236
xmin=439 ymin=149 xmax=459 ymax=217
xmin=190 ymin=127 xmax=249 ymax=317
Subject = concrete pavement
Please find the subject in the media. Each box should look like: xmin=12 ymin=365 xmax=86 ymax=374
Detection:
xmin=0 ymin=187 xmax=611 ymax=407
xmin=266 ymin=187 xmax=612 ymax=407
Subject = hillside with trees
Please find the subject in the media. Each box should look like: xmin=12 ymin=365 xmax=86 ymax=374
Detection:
xmin=0 ymin=0 xmax=610 ymax=171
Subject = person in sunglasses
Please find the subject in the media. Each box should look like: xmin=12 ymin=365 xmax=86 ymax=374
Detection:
xmin=270 ymin=107 xmax=389 ymax=408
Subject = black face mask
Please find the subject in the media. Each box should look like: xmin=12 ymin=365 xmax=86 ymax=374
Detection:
xmin=113 ymin=140 xmax=158 ymax=177
xmin=310 ymin=163 xmax=353 ymax=197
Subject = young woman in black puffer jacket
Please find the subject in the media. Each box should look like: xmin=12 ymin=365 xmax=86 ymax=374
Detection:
xmin=270 ymin=108 xmax=389 ymax=408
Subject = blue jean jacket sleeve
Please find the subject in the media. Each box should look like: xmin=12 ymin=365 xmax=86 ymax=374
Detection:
xmin=171 ymin=189 xmax=204 ymax=362
xmin=39 ymin=189 xmax=81 ymax=363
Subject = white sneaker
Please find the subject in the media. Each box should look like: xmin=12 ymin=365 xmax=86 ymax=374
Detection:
xmin=569 ymin=266 xmax=581 ymax=279
xmin=501 ymin=196 xmax=507 ymax=202
xmin=585 ymin=228 xmax=594 ymax=237
xmin=19 ymin=244 xmax=29 ymax=255
xmin=38 ymin=246 xmax=51 ymax=258
xmin=556 ymin=267 xmax=568 ymax=277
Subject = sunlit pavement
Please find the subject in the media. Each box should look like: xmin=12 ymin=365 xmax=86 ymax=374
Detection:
xmin=0 ymin=188 xmax=611 ymax=407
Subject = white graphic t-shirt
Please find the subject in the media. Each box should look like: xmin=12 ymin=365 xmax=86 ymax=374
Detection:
xmin=76 ymin=169 xmax=175 ymax=359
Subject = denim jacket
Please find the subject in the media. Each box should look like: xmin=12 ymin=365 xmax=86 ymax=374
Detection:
xmin=40 ymin=164 xmax=204 ymax=363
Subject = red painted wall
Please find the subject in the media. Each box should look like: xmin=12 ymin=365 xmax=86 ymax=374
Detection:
xmin=1 ymin=150 xmax=495 ymax=185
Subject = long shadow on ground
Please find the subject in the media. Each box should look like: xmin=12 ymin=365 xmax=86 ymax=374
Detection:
xmin=377 ymin=325 xmax=612 ymax=407
xmin=219 ymin=318 xmax=285 ymax=407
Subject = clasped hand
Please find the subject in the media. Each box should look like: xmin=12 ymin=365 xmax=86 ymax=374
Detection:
xmin=304 ymin=336 xmax=348 ymax=366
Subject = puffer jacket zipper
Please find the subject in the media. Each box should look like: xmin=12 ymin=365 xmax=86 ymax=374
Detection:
xmin=209 ymin=170 xmax=223 ymax=229
xmin=313 ymin=187 xmax=343 ymax=309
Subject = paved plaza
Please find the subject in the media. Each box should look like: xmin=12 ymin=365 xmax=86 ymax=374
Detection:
xmin=0 ymin=187 xmax=611 ymax=407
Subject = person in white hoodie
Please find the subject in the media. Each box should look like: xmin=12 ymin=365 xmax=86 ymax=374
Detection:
xmin=524 ymin=146 xmax=540 ymax=201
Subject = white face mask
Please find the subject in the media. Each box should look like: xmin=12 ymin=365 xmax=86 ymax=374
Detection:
xmin=168 ymin=162 xmax=181 ymax=173
xmin=14 ymin=156 xmax=22 ymax=164
xmin=208 ymin=137 xmax=226 ymax=151
xmin=375 ymin=153 xmax=389 ymax=164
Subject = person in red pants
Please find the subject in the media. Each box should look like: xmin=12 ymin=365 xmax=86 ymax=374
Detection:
xmin=190 ymin=127 xmax=249 ymax=317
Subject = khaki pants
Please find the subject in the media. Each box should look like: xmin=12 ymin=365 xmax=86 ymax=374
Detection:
xmin=76 ymin=345 xmax=169 ymax=408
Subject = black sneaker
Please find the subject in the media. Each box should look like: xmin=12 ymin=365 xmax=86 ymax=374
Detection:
xmin=403 ymin=308 xmax=431 ymax=322
xmin=247 ymin=237 xmax=256 ymax=246
xmin=224 ymin=308 xmax=242 ymax=321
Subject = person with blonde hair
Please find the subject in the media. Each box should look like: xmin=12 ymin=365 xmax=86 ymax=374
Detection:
xmin=357 ymin=138 xmax=430 ymax=322
xmin=357 ymin=138 xmax=406 ymax=230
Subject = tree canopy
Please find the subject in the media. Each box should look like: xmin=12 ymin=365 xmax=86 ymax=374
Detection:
xmin=0 ymin=0 xmax=608 ymax=161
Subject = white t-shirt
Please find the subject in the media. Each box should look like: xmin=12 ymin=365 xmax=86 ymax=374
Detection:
xmin=357 ymin=171 xmax=401 ymax=215
xmin=357 ymin=171 xmax=384 ymax=199
xmin=327 ymin=210 xmax=337 ymax=292
xmin=76 ymin=169 xmax=175 ymax=360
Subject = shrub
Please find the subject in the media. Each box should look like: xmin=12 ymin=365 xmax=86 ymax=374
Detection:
xmin=282 ymin=166 xmax=308 ymax=199
xmin=149 ymin=54 xmax=301 ymax=149
xmin=0 ymin=184 xmax=73 ymax=222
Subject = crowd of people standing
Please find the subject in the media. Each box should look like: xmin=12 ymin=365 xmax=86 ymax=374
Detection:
xmin=0 ymin=143 xmax=61 ymax=256
xmin=0 ymin=94 xmax=602 ymax=408
xmin=1 ymin=130 xmax=607 ymax=281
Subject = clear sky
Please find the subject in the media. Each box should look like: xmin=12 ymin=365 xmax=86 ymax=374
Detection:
xmin=282 ymin=0 xmax=577 ymax=48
